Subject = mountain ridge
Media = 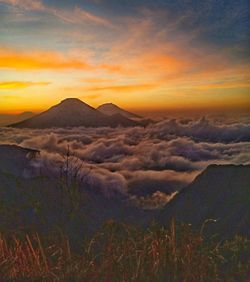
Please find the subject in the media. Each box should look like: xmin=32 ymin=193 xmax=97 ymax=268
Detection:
xmin=157 ymin=164 xmax=250 ymax=238
xmin=97 ymin=103 xmax=141 ymax=119
xmin=9 ymin=98 xmax=140 ymax=128
xmin=0 ymin=111 xmax=34 ymax=127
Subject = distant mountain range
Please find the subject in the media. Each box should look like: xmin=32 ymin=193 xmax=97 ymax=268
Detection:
xmin=0 ymin=112 xmax=34 ymax=127
xmin=97 ymin=103 xmax=141 ymax=119
xmin=157 ymin=164 xmax=250 ymax=238
xmin=9 ymin=98 xmax=145 ymax=129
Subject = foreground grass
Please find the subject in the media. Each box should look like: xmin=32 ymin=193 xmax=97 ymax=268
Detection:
xmin=0 ymin=221 xmax=249 ymax=282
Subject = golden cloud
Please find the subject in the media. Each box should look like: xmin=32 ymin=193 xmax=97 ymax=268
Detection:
xmin=0 ymin=0 xmax=113 ymax=27
xmin=194 ymin=81 xmax=250 ymax=91
xmin=0 ymin=48 xmax=93 ymax=70
xmin=83 ymin=84 xmax=157 ymax=92
xmin=81 ymin=77 xmax=116 ymax=84
xmin=0 ymin=81 xmax=50 ymax=89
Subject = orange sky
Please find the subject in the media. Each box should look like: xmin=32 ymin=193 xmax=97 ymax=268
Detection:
xmin=0 ymin=0 xmax=249 ymax=114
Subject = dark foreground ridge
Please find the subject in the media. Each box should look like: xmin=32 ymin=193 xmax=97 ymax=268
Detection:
xmin=0 ymin=144 xmax=153 ymax=241
xmin=157 ymin=164 xmax=250 ymax=238
xmin=9 ymin=98 xmax=141 ymax=128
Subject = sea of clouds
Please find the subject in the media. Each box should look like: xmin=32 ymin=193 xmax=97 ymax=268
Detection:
xmin=0 ymin=115 xmax=250 ymax=208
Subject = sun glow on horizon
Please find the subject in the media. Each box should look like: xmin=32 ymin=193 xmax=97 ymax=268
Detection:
xmin=0 ymin=0 xmax=249 ymax=114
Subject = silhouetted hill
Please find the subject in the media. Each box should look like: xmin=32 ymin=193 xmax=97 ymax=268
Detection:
xmin=0 ymin=144 xmax=39 ymax=176
xmin=17 ymin=111 xmax=34 ymax=120
xmin=157 ymin=164 xmax=250 ymax=238
xmin=0 ymin=112 xmax=34 ymax=127
xmin=0 ymin=144 xmax=152 ymax=242
xmin=107 ymin=113 xmax=139 ymax=127
xmin=98 ymin=103 xmax=141 ymax=119
xmin=9 ymin=98 xmax=139 ymax=128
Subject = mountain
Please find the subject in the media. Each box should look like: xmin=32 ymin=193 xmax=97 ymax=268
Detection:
xmin=107 ymin=113 xmax=140 ymax=127
xmin=9 ymin=98 xmax=139 ymax=128
xmin=97 ymin=103 xmax=141 ymax=119
xmin=17 ymin=111 xmax=34 ymax=120
xmin=0 ymin=144 xmax=39 ymax=177
xmin=157 ymin=164 xmax=250 ymax=238
xmin=0 ymin=111 xmax=34 ymax=127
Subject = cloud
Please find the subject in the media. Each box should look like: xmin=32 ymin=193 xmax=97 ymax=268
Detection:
xmin=49 ymin=6 xmax=114 ymax=28
xmin=125 ymin=169 xmax=194 ymax=196
xmin=0 ymin=81 xmax=50 ymax=89
xmin=0 ymin=0 xmax=249 ymax=112
xmin=194 ymin=80 xmax=250 ymax=91
xmin=81 ymin=77 xmax=116 ymax=84
xmin=94 ymin=9 xmax=250 ymax=100
xmin=0 ymin=48 xmax=93 ymax=70
xmin=81 ymin=94 xmax=102 ymax=100
xmin=81 ymin=84 xmax=157 ymax=93
xmin=1 ymin=115 xmax=249 ymax=205
xmin=150 ymin=117 xmax=250 ymax=143
xmin=0 ymin=0 xmax=113 ymax=27
xmin=70 ymin=6 xmax=113 ymax=27
xmin=130 ymin=191 xmax=178 ymax=210
xmin=0 ymin=0 xmax=44 ymax=11
xmin=31 ymin=150 xmax=127 ymax=198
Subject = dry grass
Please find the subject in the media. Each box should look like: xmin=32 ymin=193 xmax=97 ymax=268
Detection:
xmin=0 ymin=221 xmax=249 ymax=282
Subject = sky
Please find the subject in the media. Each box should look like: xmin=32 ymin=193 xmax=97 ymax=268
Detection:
xmin=0 ymin=0 xmax=249 ymax=113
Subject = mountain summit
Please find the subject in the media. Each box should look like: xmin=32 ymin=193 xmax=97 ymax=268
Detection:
xmin=59 ymin=98 xmax=92 ymax=107
xmin=97 ymin=103 xmax=141 ymax=119
xmin=9 ymin=98 xmax=139 ymax=128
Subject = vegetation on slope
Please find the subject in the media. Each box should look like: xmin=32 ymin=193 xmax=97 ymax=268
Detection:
xmin=0 ymin=149 xmax=249 ymax=281
xmin=0 ymin=221 xmax=249 ymax=282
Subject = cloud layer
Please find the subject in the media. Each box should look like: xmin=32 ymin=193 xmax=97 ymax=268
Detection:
xmin=1 ymin=116 xmax=249 ymax=207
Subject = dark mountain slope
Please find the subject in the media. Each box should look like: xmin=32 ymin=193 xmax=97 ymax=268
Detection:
xmin=9 ymin=98 xmax=139 ymax=128
xmin=107 ymin=113 xmax=140 ymax=127
xmin=0 ymin=144 xmax=39 ymax=176
xmin=0 ymin=112 xmax=34 ymax=127
xmin=97 ymin=103 xmax=141 ymax=119
xmin=0 ymin=144 xmax=153 ymax=246
xmin=157 ymin=164 xmax=250 ymax=238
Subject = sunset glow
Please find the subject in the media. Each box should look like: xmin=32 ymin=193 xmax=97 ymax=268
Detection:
xmin=0 ymin=0 xmax=249 ymax=113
